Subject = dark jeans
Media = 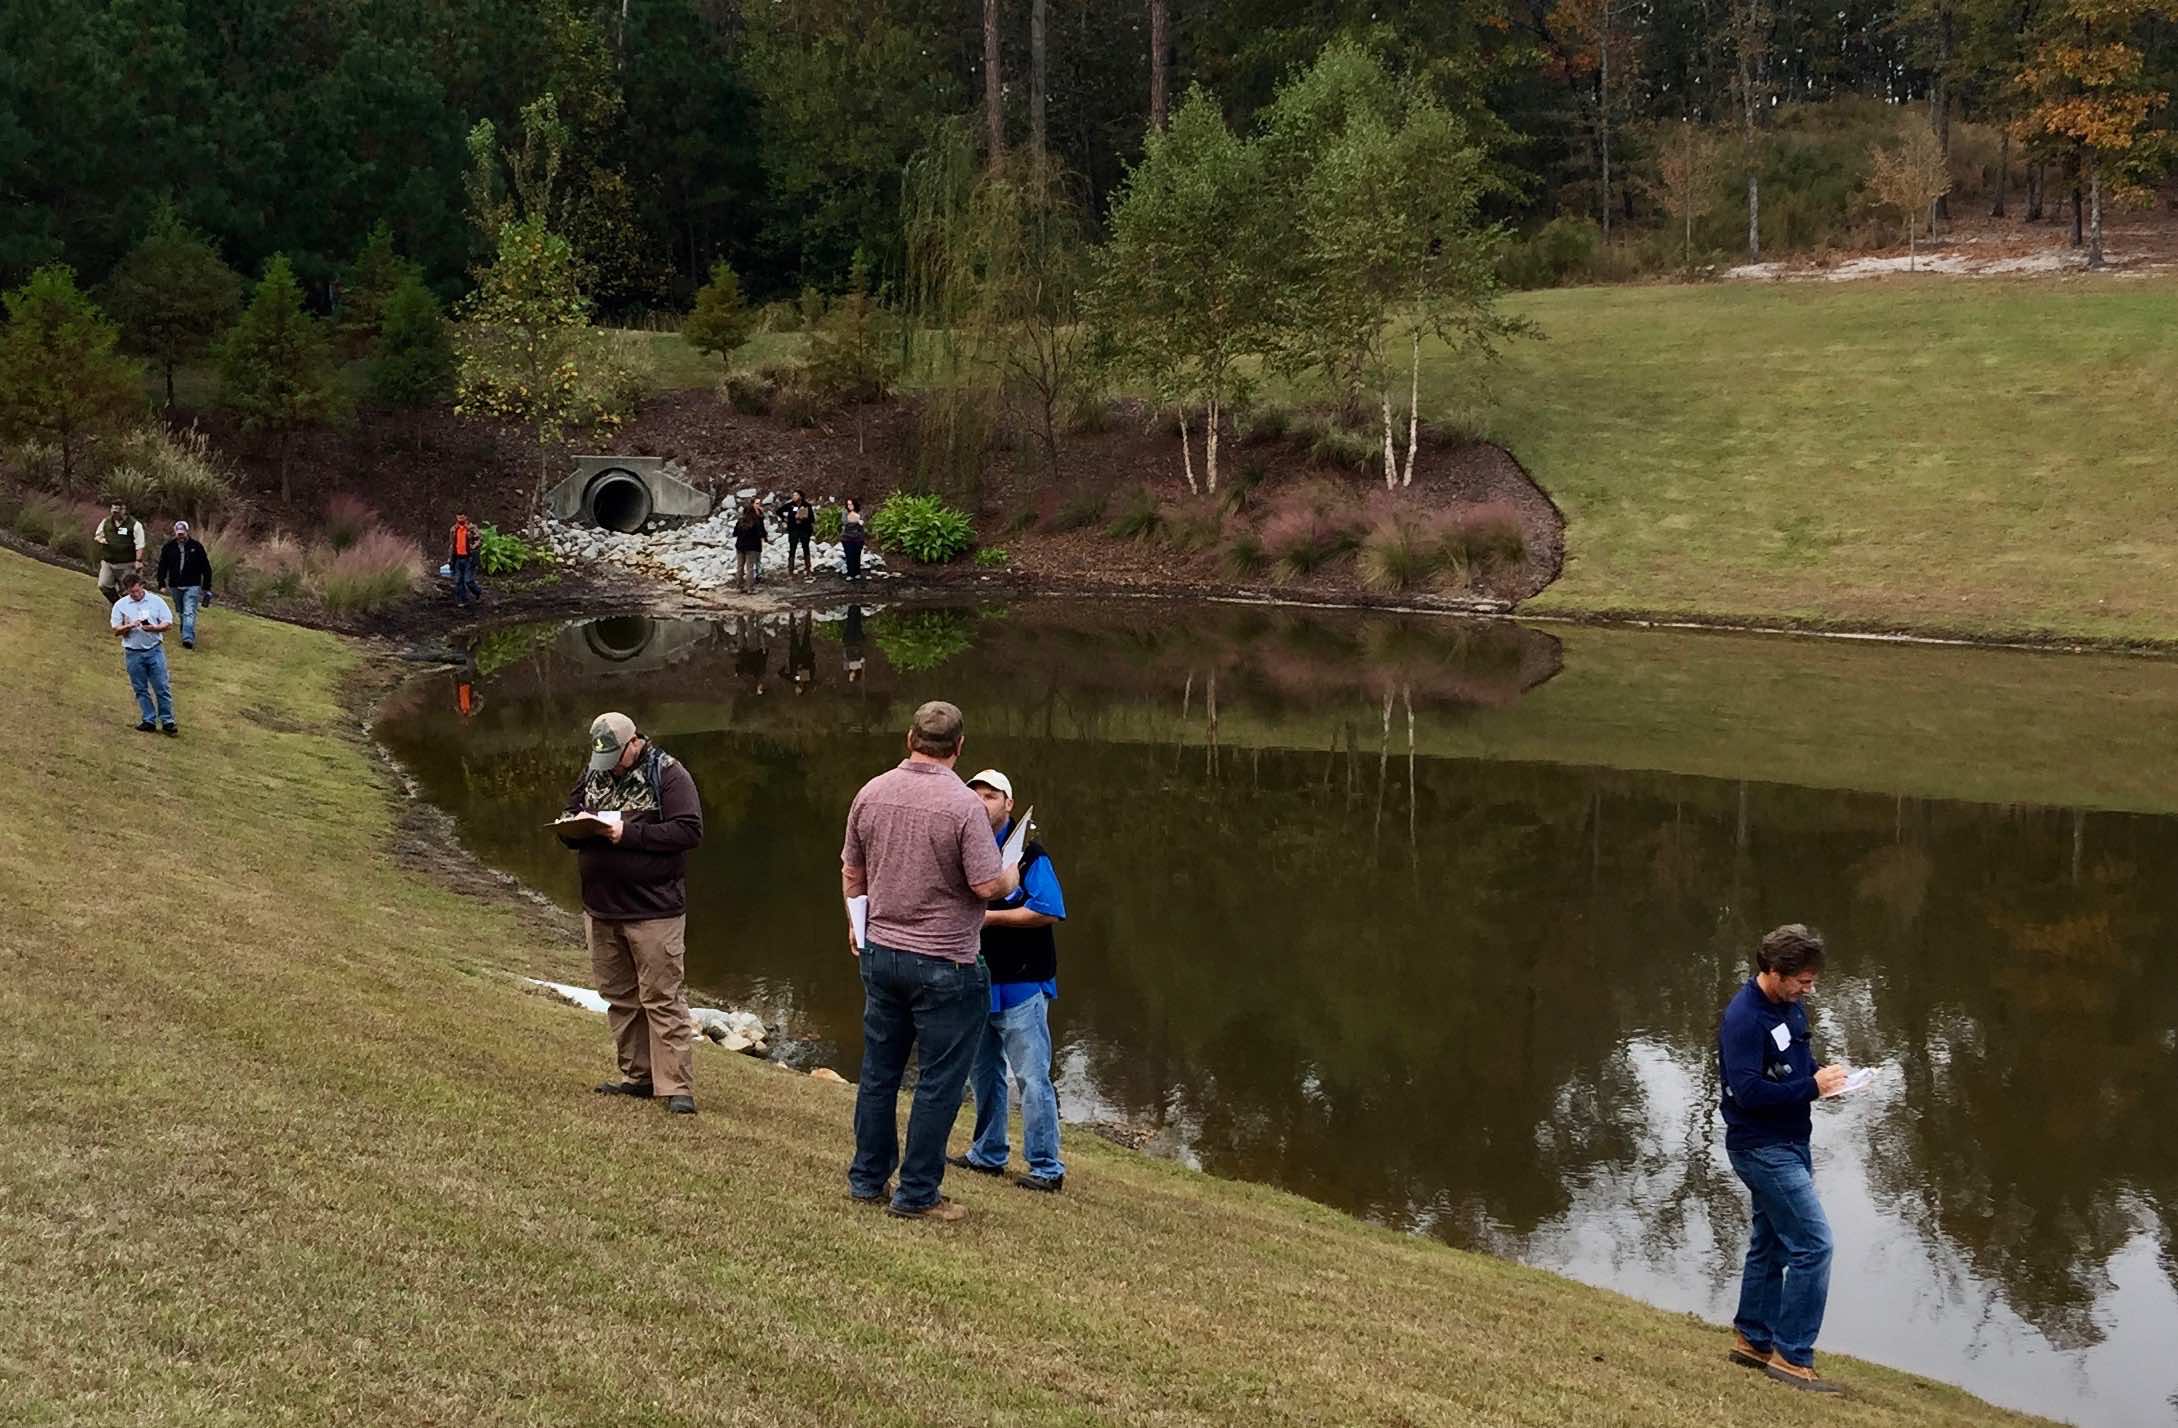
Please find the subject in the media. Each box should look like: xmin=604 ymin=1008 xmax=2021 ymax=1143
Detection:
xmin=842 ymin=538 xmax=863 ymax=580
xmin=451 ymin=554 xmax=480 ymax=604
xmin=789 ymin=534 xmax=811 ymax=572
xmin=849 ymin=941 xmax=989 ymax=1211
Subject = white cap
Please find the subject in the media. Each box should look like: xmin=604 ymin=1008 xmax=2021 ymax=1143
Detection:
xmin=965 ymin=768 xmax=1012 ymax=800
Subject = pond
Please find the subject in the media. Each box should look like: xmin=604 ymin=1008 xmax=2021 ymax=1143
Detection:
xmin=376 ymin=600 xmax=2178 ymax=1427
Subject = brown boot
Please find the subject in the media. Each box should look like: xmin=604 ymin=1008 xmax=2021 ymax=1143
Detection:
xmin=1763 ymin=1353 xmax=1845 ymax=1395
xmin=1727 ymin=1332 xmax=1771 ymax=1369
xmin=885 ymin=1196 xmax=968 ymax=1223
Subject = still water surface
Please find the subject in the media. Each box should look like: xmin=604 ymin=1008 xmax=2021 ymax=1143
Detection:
xmin=377 ymin=601 xmax=2178 ymax=1426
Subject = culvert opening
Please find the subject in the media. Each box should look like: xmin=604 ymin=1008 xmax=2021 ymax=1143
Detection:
xmin=583 ymin=616 xmax=656 ymax=662
xmin=588 ymin=473 xmax=654 ymax=533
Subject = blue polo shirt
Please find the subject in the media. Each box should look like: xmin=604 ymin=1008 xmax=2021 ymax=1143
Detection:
xmin=990 ymin=818 xmax=1065 ymax=1012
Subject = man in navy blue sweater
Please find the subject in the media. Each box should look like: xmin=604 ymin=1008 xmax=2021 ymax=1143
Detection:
xmin=1717 ymin=924 xmax=1850 ymax=1393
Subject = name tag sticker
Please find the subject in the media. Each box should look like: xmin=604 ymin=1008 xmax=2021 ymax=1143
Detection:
xmin=1771 ymin=1023 xmax=1792 ymax=1052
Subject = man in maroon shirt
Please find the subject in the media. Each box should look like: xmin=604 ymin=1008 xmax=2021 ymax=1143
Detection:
xmin=841 ymin=700 xmax=1019 ymax=1220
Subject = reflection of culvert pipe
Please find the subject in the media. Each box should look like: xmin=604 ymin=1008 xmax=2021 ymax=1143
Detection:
xmin=587 ymin=471 xmax=654 ymax=532
xmin=582 ymin=616 xmax=657 ymax=662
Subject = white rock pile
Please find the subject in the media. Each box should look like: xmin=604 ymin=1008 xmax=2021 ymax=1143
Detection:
xmin=537 ymin=489 xmax=889 ymax=596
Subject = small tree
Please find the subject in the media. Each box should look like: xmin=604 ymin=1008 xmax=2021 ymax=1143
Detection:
xmin=336 ymin=220 xmax=424 ymax=355
xmin=367 ymin=275 xmax=456 ymax=453
xmin=455 ymin=216 xmax=594 ymax=505
xmin=1865 ymin=117 xmax=1954 ymax=270
xmin=682 ymin=260 xmax=753 ymax=365
xmin=1650 ymin=122 xmax=1724 ymax=278
xmin=103 ymin=202 xmax=243 ymax=408
xmin=217 ymin=255 xmax=346 ymax=504
xmin=0 ymin=266 xmax=143 ymax=485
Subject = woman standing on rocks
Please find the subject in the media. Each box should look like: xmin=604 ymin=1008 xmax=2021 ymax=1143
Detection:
xmin=734 ymin=501 xmax=767 ymax=593
xmin=841 ymin=498 xmax=866 ymax=582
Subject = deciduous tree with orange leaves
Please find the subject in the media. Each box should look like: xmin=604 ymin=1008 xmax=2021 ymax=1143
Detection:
xmin=2014 ymin=0 xmax=2169 ymax=268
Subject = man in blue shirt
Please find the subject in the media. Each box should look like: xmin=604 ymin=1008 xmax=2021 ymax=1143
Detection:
xmin=1717 ymin=923 xmax=1850 ymax=1393
xmin=951 ymin=769 xmax=1068 ymax=1192
xmin=110 ymin=570 xmax=178 ymax=736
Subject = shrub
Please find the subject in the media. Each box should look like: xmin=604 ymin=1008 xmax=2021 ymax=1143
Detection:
xmin=1219 ymin=458 xmax=1272 ymax=515
xmin=310 ymin=526 xmax=423 ymax=613
xmin=48 ymin=501 xmax=106 ymax=563
xmin=814 ymin=505 xmax=844 ymax=542
xmin=1061 ymin=390 xmax=1113 ymax=435
xmin=0 ymin=485 xmax=20 ymax=528
xmin=12 ymin=491 xmax=69 ymax=546
xmin=973 ymin=546 xmax=1010 ymax=568
xmin=1159 ymin=499 xmax=1224 ymax=553
xmin=477 ymin=522 xmax=553 ymax=575
xmin=1221 ymin=526 xmax=1270 ymax=577
xmin=1309 ymin=426 xmax=1381 ymax=474
xmin=1439 ymin=500 xmax=1529 ymax=571
xmin=1358 ymin=511 xmax=1442 ymax=592
xmin=324 ymin=493 xmax=377 ymax=551
xmin=806 ymin=291 xmax=898 ymax=403
xmin=1239 ymin=403 xmax=1293 ymax=444
xmin=873 ymin=607 xmax=976 ymax=671
xmin=113 ymin=424 xmax=236 ymax=522
xmin=2 ymin=438 xmax=61 ymax=486
xmin=1498 ymin=215 xmax=1604 ymax=290
xmin=755 ymin=300 xmax=800 ymax=334
xmin=1047 ymin=489 xmax=1107 ymax=532
xmin=869 ymin=490 xmax=974 ymax=564
xmin=718 ymin=367 xmax=775 ymax=415
xmin=1260 ymin=482 xmax=1362 ymax=580
xmin=772 ymin=381 xmax=825 ymax=428
xmin=1104 ymin=484 xmax=1163 ymax=541
xmin=572 ymin=329 xmax=656 ymax=428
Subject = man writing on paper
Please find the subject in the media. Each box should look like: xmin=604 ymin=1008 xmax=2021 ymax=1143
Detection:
xmin=559 ymin=712 xmax=705 ymax=1115
xmin=1717 ymin=923 xmax=1851 ymax=1394
xmin=839 ymin=701 xmax=1019 ymax=1221
xmin=949 ymin=769 xmax=1068 ymax=1193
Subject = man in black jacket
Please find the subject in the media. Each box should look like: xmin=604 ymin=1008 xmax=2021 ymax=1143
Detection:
xmin=155 ymin=520 xmax=213 ymax=649
xmin=559 ymin=712 xmax=707 ymax=1115
xmin=783 ymin=490 xmax=816 ymax=578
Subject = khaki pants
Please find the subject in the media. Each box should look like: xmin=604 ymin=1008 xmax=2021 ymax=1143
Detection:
xmin=585 ymin=913 xmax=694 ymax=1095
xmin=98 ymin=560 xmax=139 ymax=597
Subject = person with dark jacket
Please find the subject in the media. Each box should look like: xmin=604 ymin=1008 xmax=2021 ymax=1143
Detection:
xmin=950 ymin=769 xmax=1068 ymax=1192
xmin=784 ymin=490 xmax=816 ymax=578
xmin=448 ymin=512 xmax=482 ymax=606
xmin=840 ymin=498 xmax=866 ymax=581
xmin=1717 ymin=924 xmax=1851 ymax=1393
xmin=155 ymin=520 xmax=213 ymax=648
xmin=559 ymin=712 xmax=706 ymax=1115
xmin=733 ymin=502 xmax=767 ymax=593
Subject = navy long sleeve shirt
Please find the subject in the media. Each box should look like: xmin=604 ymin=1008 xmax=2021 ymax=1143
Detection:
xmin=1717 ymin=977 xmax=1818 ymax=1151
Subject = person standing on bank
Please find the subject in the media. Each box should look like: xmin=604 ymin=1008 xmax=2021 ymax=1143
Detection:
xmin=733 ymin=500 xmax=766 ymax=594
xmin=1718 ymin=923 xmax=1850 ymax=1394
xmin=156 ymin=520 xmax=213 ymax=649
xmin=784 ymin=490 xmax=816 ymax=579
xmin=840 ymin=498 xmax=865 ymax=582
xmin=840 ymin=701 xmax=1020 ymax=1221
xmin=94 ymin=500 xmax=147 ymax=605
xmin=949 ymin=770 xmax=1068 ymax=1192
xmin=448 ymin=511 xmax=482 ymax=607
xmin=560 ymin=712 xmax=706 ymax=1115
xmin=110 ymin=570 xmax=178 ymax=736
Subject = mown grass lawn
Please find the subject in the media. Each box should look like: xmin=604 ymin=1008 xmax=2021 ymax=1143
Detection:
xmin=1482 ymin=277 xmax=2178 ymax=641
xmin=0 ymin=548 xmax=2048 ymax=1426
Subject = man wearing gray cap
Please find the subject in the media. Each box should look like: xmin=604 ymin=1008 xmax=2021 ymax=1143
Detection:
xmin=156 ymin=520 xmax=213 ymax=649
xmin=558 ymin=712 xmax=706 ymax=1115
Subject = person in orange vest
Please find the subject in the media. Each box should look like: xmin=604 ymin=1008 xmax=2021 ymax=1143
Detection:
xmin=449 ymin=512 xmax=482 ymax=606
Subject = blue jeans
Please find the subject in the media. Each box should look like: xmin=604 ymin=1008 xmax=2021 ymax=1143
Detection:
xmin=175 ymin=586 xmax=204 ymax=643
xmin=1728 ymin=1140 xmax=1833 ymax=1367
xmin=125 ymin=646 xmax=173 ymax=726
xmin=849 ymin=943 xmax=989 ymax=1211
xmin=966 ymin=992 xmax=1064 ymax=1180
xmin=451 ymin=555 xmax=480 ymax=604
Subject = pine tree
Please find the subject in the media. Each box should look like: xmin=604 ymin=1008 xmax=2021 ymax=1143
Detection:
xmin=0 ymin=265 xmax=143 ymax=485
xmin=104 ymin=201 xmax=242 ymax=409
xmin=682 ymin=260 xmax=753 ymax=365
xmin=367 ymin=274 xmax=456 ymax=453
xmin=217 ymin=255 xmax=345 ymax=505
xmin=337 ymin=221 xmax=423 ymax=355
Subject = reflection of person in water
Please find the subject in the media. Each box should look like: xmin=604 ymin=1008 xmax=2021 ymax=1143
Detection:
xmin=735 ymin=615 xmax=767 ymax=695
xmin=785 ymin=610 xmax=817 ymax=694
xmin=842 ymin=605 xmax=866 ymax=683
xmin=456 ymin=679 xmax=480 ymax=718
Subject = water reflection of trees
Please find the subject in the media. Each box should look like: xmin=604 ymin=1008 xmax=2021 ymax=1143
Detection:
xmin=377 ymin=605 xmax=2178 ymax=1360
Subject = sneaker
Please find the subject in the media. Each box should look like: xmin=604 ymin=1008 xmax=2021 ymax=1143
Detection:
xmin=886 ymin=1196 xmax=968 ymax=1222
xmin=1727 ymin=1332 xmax=1771 ymax=1370
xmin=1015 ymin=1173 xmax=1065 ymax=1194
xmin=1763 ymin=1354 xmax=1844 ymax=1395
xmin=945 ymin=1152 xmax=1006 ymax=1177
xmin=135 ymin=721 xmax=156 ymax=733
xmin=661 ymin=1094 xmax=697 ymax=1115
xmin=592 ymin=1078 xmax=655 ymax=1098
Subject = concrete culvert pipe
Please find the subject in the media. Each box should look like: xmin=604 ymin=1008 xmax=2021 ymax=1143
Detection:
xmin=587 ymin=471 xmax=654 ymax=533
xmin=582 ymin=616 xmax=657 ymax=663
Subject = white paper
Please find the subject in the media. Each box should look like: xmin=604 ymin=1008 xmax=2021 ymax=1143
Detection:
xmin=847 ymin=895 xmax=869 ymax=947
xmin=550 ymin=810 xmax=623 ymax=833
xmin=1000 ymin=806 xmax=1034 ymax=871
xmin=1839 ymin=1068 xmax=1876 ymax=1096
xmin=1770 ymin=1023 xmax=1791 ymax=1052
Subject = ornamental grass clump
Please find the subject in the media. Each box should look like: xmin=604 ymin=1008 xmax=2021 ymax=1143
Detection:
xmin=1440 ymin=501 xmax=1528 ymax=572
xmin=112 ymin=424 xmax=236 ymax=522
xmin=324 ymin=493 xmax=378 ymax=551
xmin=1104 ymin=484 xmax=1163 ymax=541
xmin=1357 ymin=509 xmax=1441 ymax=592
xmin=311 ymin=526 xmax=424 ymax=614
xmin=1260 ymin=481 xmax=1362 ymax=580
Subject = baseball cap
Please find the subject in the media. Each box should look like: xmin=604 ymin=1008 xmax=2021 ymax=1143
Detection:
xmin=965 ymin=768 xmax=1012 ymax=799
xmin=588 ymin=712 xmax=638 ymax=772
xmin=173 ymin=520 xmax=190 ymax=533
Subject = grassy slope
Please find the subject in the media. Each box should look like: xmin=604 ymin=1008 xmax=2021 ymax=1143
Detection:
xmin=1482 ymin=278 xmax=2178 ymax=641
xmin=0 ymin=549 xmax=2043 ymax=1426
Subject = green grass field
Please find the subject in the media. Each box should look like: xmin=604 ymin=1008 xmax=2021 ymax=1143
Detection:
xmin=0 ymin=548 xmax=2046 ymax=1426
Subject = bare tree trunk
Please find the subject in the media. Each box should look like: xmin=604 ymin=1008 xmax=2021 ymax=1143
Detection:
xmin=1991 ymin=128 xmax=2010 ymax=217
xmin=983 ymin=0 xmax=1004 ymax=161
xmin=2026 ymin=160 xmax=2044 ymax=221
xmin=1933 ymin=8 xmax=1953 ymax=220
xmin=1030 ymin=0 xmax=1047 ymax=155
xmin=1149 ymin=0 xmax=1168 ymax=131
xmin=1401 ymin=329 xmax=1420 ymax=487
xmin=2071 ymin=169 xmax=2084 ymax=247
xmin=1204 ymin=396 xmax=1220 ymax=494
xmin=2087 ymin=159 xmax=2105 ymax=269
xmin=1599 ymin=25 xmax=1612 ymax=240
xmin=1380 ymin=387 xmax=1397 ymax=490
xmin=1747 ymin=173 xmax=1761 ymax=262
xmin=1177 ymin=409 xmax=1196 ymax=494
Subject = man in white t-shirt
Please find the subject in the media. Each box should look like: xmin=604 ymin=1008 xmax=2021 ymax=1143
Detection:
xmin=110 ymin=570 xmax=178 ymax=736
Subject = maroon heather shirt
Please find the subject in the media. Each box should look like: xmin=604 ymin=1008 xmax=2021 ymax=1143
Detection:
xmin=842 ymin=759 xmax=1003 ymax=962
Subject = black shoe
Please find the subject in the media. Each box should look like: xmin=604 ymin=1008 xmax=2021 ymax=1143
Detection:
xmin=661 ymin=1094 xmax=697 ymax=1115
xmin=135 ymin=721 xmax=156 ymax=733
xmin=162 ymin=724 xmax=178 ymax=737
xmin=1015 ymin=1173 xmax=1065 ymax=1194
xmin=181 ymin=639 xmax=193 ymax=649
xmin=592 ymin=1078 xmax=654 ymax=1098
xmin=946 ymin=1152 xmax=1007 ymax=1177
